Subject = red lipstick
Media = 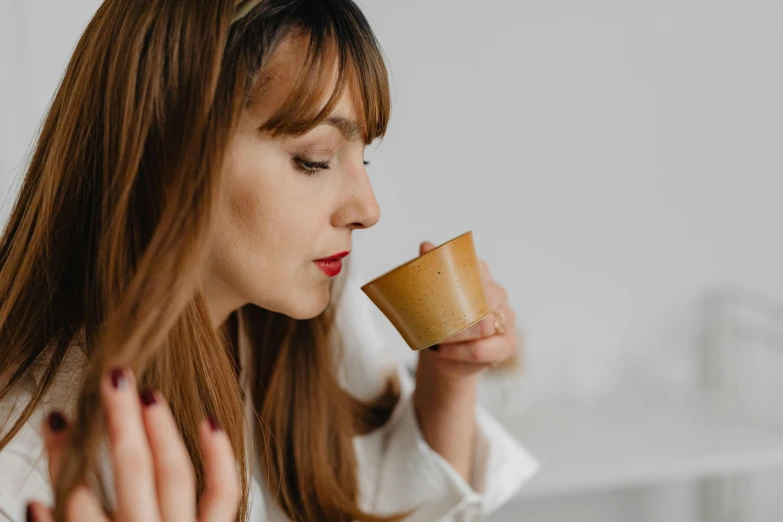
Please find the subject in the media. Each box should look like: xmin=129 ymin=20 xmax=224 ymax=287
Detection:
xmin=314 ymin=251 xmax=349 ymax=277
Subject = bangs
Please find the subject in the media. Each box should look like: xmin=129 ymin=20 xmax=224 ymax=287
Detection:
xmin=251 ymin=22 xmax=390 ymax=144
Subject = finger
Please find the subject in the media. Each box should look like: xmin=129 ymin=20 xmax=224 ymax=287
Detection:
xmin=64 ymin=485 xmax=110 ymax=522
xmin=442 ymin=312 xmax=497 ymax=344
xmin=443 ymin=282 xmax=514 ymax=344
xmin=42 ymin=414 xmax=110 ymax=522
xmin=481 ymin=278 xmax=507 ymax=310
xmin=478 ymin=261 xmax=504 ymax=306
xmin=433 ymin=329 xmax=517 ymax=365
xmin=442 ymin=297 xmax=513 ymax=344
xmin=421 ymin=350 xmax=495 ymax=377
xmin=140 ymin=389 xmax=196 ymax=522
xmin=102 ymin=367 xmax=160 ymax=522
xmin=419 ymin=241 xmax=436 ymax=256
xmin=42 ymin=411 xmax=69 ymax=484
xmin=479 ymin=259 xmax=491 ymax=280
xmin=198 ymin=417 xmax=241 ymax=522
xmin=26 ymin=502 xmax=54 ymax=522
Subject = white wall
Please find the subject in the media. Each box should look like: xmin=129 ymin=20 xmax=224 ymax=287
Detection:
xmin=353 ymin=3 xmax=783 ymax=518
xmin=356 ymin=0 xmax=783 ymax=403
xmin=2 ymin=1 xmax=782 ymax=521
xmin=0 ymin=0 xmax=103 ymax=224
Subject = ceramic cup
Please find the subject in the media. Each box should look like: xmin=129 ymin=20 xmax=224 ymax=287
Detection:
xmin=361 ymin=231 xmax=491 ymax=351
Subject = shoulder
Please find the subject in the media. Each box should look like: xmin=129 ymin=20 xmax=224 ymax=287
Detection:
xmin=0 ymin=374 xmax=51 ymax=522
xmin=0 ymin=349 xmax=85 ymax=521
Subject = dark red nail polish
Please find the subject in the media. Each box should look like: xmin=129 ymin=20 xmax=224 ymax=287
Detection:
xmin=430 ymin=345 xmax=440 ymax=352
xmin=47 ymin=411 xmax=67 ymax=432
xmin=208 ymin=416 xmax=222 ymax=432
xmin=140 ymin=389 xmax=157 ymax=406
xmin=26 ymin=503 xmax=36 ymax=522
xmin=110 ymin=368 xmax=127 ymax=389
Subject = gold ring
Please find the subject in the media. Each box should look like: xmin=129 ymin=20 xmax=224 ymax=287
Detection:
xmin=492 ymin=309 xmax=506 ymax=336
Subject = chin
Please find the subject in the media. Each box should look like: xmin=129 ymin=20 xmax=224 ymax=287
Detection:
xmin=280 ymin=285 xmax=331 ymax=320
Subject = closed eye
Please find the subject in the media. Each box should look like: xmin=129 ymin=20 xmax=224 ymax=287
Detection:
xmin=292 ymin=156 xmax=330 ymax=175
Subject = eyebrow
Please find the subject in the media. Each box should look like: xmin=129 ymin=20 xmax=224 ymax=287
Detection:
xmin=325 ymin=116 xmax=363 ymax=142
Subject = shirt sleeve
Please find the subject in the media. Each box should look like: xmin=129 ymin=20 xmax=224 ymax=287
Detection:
xmin=0 ymin=376 xmax=53 ymax=522
xmin=335 ymin=267 xmax=539 ymax=521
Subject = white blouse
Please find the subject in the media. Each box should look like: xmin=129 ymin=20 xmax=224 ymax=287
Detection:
xmin=0 ymin=272 xmax=538 ymax=521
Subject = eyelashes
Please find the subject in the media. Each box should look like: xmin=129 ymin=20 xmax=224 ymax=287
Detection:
xmin=292 ymin=155 xmax=371 ymax=176
xmin=292 ymin=155 xmax=330 ymax=175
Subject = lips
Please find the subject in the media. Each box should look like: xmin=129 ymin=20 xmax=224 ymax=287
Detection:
xmin=314 ymin=251 xmax=349 ymax=277
xmin=315 ymin=251 xmax=350 ymax=263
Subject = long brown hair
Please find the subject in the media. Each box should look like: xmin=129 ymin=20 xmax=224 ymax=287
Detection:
xmin=0 ymin=1 xmax=399 ymax=521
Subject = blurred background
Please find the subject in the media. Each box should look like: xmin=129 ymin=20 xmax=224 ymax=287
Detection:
xmin=2 ymin=1 xmax=782 ymax=521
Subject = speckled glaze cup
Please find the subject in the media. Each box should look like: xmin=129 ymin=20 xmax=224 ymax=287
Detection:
xmin=361 ymin=231 xmax=491 ymax=351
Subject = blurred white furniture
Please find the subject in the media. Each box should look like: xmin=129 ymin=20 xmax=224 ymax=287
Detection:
xmin=486 ymin=288 xmax=783 ymax=522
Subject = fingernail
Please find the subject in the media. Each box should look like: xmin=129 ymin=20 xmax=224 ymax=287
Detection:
xmin=110 ymin=367 xmax=127 ymax=389
xmin=208 ymin=416 xmax=222 ymax=432
xmin=140 ymin=389 xmax=157 ymax=406
xmin=26 ymin=503 xmax=36 ymax=522
xmin=47 ymin=411 xmax=67 ymax=432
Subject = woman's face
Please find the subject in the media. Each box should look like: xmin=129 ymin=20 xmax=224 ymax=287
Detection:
xmin=203 ymin=45 xmax=380 ymax=324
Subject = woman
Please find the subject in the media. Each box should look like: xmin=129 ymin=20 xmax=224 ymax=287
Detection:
xmin=0 ymin=0 xmax=538 ymax=521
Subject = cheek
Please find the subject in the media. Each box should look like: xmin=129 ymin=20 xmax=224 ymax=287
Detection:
xmin=224 ymin=179 xmax=284 ymax=269
xmin=210 ymin=137 xmax=338 ymax=316
xmin=223 ymin=167 xmax=327 ymax=281
xmin=218 ymin=182 xmax=332 ymax=318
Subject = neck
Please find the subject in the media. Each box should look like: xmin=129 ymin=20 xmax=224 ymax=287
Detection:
xmin=202 ymin=275 xmax=247 ymax=327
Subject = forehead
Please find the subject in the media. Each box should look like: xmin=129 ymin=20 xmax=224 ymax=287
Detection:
xmin=247 ymin=35 xmax=361 ymax=125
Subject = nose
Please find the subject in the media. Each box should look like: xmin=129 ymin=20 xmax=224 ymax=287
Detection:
xmin=332 ymin=168 xmax=381 ymax=230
